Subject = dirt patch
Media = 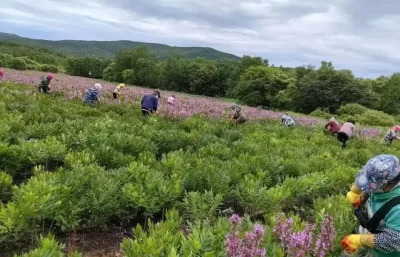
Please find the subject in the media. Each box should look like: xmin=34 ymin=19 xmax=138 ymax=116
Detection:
xmin=64 ymin=226 xmax=130 ymax=257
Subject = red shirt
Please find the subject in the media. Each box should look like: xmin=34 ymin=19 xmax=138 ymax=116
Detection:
xmin=325 ymin=121 xmax=341 ymax=133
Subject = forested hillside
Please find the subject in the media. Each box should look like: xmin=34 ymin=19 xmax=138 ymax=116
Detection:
xmin=0 ymin=32 xmax=240 ymax=60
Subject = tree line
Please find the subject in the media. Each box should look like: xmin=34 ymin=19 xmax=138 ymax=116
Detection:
xmin=42 ymin=45 xmax=400 ymax=116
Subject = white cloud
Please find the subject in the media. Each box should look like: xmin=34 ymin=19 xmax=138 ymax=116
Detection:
xmin=1 ymin=0 xmax=400 ymax=77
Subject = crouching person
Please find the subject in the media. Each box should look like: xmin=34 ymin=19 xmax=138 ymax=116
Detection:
xmin=230 ymin=104 xmax=247 ymax=125
xmin=342 ymin=154 xmax=400 ymax=257
xmin=83 ymin=83 xmax=102 ymax=105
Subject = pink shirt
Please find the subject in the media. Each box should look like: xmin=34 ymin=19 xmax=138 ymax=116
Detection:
xmin=339 ymin=122 xmax=356 ymax=137
xmin=167 ymin=96 xmax=175 ymax=104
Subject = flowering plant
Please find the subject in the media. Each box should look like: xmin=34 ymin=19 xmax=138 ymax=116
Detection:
xmin=273 ymin=213 xmax=335 ymax=257
xmin=226 ymin=214 xmax=267 ymax=257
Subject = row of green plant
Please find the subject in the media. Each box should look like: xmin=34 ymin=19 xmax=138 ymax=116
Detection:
xmin=14 ymin=195 xmax=356 ymax=257
xmin=1 ymin=83 xmax=398 ymax=255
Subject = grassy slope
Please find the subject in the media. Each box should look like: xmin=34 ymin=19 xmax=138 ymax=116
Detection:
xmin=0 ymin=32 xmax=241 ymax=61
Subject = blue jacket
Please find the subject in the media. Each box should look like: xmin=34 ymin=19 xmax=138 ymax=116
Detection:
xmin=141 ymin=94 xmax=158 ymax=111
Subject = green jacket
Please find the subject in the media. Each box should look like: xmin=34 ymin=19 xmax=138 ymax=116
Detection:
xmin=370 ymin=186 xmax=400 ymax=257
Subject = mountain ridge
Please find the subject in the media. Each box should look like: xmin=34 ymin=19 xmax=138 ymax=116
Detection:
xmin=0 ymin=32 xmax=241 ymax=61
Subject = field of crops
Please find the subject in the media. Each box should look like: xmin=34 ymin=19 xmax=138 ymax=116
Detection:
xmin=0 ymin=71 xmax=399 ymax=256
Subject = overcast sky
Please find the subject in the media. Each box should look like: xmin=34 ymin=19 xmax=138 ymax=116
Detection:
xmin=1 ymin=0 xmax=399 ymax=78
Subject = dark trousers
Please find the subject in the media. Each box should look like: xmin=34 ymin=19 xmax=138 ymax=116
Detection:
xmin=38 ymin=86 xmax=48 ymax=93
xmin=337 ymin=132 xmax=349 ymax=149
xmin=113 ymin=92 xmax=118 ymax=100
xmin=236 ymin=119 xmax=246 ymax=124
xmin=141 ymin=109 xmax=153 ymax=116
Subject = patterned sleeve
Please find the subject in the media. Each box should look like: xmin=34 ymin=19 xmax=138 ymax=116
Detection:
xmin=93 ymin=89 xmax=99 ymax=100
xmin=375 ymin=226 xmax=400 ymax=253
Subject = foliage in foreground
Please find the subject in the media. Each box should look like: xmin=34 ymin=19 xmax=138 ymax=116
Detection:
xmin=0 ymin=83 xmax=398 ymax=255
xmin=13 ymin=234 xmax=81 ymax=257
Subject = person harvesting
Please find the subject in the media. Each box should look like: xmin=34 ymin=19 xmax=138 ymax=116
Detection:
xmin=337 ymin=120 xmax=356 ymax=149
xmin=281 ymin=114 xmax=295 ymax=127
xmin=383 ymin=126 xmax=400 ymax=145
xmin=83 ymin=83 xmax=102 ymax=105
xmin=38 ymin=73 xmax=55 ymax=93
xmin=141 ymin=90 xmax=160 ymax=116
xmin=343 ymin=154 xmax=400 ymax=257
xmin=167 ymin=95 xmax=176 ymax=106
xmin=229 ymin=104 xmax=247 ymax=124
xmin=325 ymin=117 xmax=342 ymax=135
xmin=113 ymin=83 xmax=125 ymax=102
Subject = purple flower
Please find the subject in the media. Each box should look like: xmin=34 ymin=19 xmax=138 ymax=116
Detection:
xmin=287 ymin=224 xmax=315 ymax=257
xmin=226 ymin=232 xmax=243 ymax=256
xmin=246 ymin=232 xmax=256 ymax=242
xmin=273 ymin=213 xmax=294 ymax=248
xmin=313 ymin=216 xmax=335 ymax=257
xmin=230 ymin=214 xmax=243 ymax=225
xmin=226 ymin=221 xmax=266 ymax=257
xmin=252 ymin=224 xmax=265 ymax=238
xmin=256 ymin=248 xmax=266 ymax=257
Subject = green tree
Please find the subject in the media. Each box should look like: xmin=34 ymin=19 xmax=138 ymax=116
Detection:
xmin=381 ymin=73 xmax=400 ymax=115
xmin=234 ymin=66 xmax=293 ymax=107
xmin=241 ymin=55 xmax=264 ymax=71
xmin=296 ymin=62 xmax=372 ymax=113
xmin=216 ymin=60 xmax=241 ymax=97
xmin=102 ymin=62 xmax=118 ymax=82
xmin=187 ymin=58 xmax=220 ymax=96
xmin=67 ymin=56 xmax=107 ymax=79
xmin=159 ymin=54 xmax=190 ymax=92
xmin=122 ymin=69 xmax=135 ymax=84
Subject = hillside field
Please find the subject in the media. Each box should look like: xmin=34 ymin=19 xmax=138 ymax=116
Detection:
xmin=0 ymin=69 xmax=398 ymax=256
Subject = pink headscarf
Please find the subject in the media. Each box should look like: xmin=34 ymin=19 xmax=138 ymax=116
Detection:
xmin=47 ymin=73 xmax=54 ymax=80
xmin=392 ymin=126 xmax=400 ymax=132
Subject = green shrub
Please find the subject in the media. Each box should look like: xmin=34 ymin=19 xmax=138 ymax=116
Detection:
xmin=310 ymin=108 xmax=332 ymax=119
xmin=337 ymin=103 xmax=369 ymax=116
xmin=0 ymin=171 xmax=12 ymax=202
xmin=181 ymin=191 xmax=223 ymax=222
xmin=14 ymin=234 xmax=82 ymax=257
xmin=357 ymin=109 xmax=396 ymax=127
xmin=39 ymin=64 xmax=59 ymax=73
xmin=8 ymin=57 xmax=28 ymax=70
xmin=337 ymin=103 xmax=396 ymax=126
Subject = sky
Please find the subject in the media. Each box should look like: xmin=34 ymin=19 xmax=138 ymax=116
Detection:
xmin=1 ymin=0 xmax=399 ymax=78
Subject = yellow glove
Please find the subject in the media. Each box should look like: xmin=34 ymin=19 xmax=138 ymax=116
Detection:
xmin=360 ymin=234 xmax=375 ymax=248
xmin=342 ymin=234 xmax=375 ymax=252
xmin=347 ymin=184 xmax=362 ymax=208
xmin=341 ymin=235 xmax=362 ymax=252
